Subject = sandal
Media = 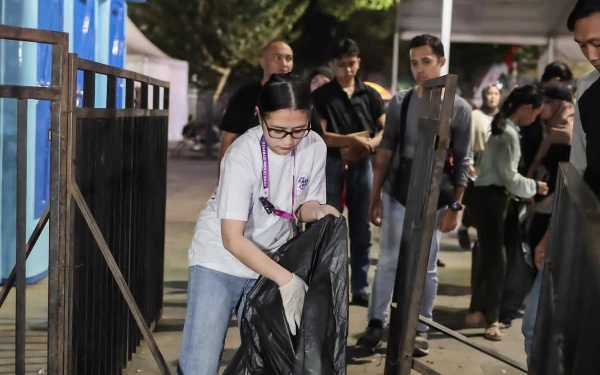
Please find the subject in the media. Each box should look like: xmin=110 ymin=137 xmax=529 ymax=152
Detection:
xmin=465 ymin=311 xmax=485 ymax=328
xmin=484 ymin=322 xmax=505 ymax=341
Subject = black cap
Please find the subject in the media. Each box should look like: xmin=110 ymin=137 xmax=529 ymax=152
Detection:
xmin=543 ymin=82 xmax=573 ymax=102
xmin=567 ymin=0 xmax=600 ymax=31
xmin=309 ymin=66 xmax=333 ymax=82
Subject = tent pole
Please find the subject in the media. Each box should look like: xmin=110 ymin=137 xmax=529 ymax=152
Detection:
xmin=391 ymin=0 xmax=402 ymax=94
xmin=547 ymin=37 xmax=556 ymax=65
xmin=440 ymin=0 xmax=453 ymax=76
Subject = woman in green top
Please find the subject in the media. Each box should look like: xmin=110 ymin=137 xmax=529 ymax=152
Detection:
xmin=466 ymin=85 xmax=549 ymax=341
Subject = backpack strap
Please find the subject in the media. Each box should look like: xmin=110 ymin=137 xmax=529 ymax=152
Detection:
xmin=398 ymin=88 xmax=414 ymax=157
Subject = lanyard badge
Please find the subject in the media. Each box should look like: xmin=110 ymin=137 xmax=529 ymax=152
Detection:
xmin=260 ymin=136 xmax=297 ymax=236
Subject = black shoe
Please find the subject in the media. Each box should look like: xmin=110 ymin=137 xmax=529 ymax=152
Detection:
xmin=458 ymin=228 xmax=471 ymax=250
xmin=436 ymin=259 xmax=446 ymax=268
xmin=356 ymin=320 xmax=384 ymax=353
xmin=413 ymin=332 xmax=430 ymax=357
xmin=351 ymin=293 xmax=370 ymax=307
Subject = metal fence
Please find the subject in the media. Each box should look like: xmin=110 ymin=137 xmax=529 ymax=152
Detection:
xmin=529 ymin=163 xmax=600 ymax=375
xmin=0 ymin=25 xmax=170 ymax=375
xmin=383 ymin=75 xmax=528 ymax=375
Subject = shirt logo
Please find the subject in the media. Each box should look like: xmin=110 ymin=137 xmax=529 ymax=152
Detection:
xmin=297 ymin=174 xmax=309 ymax=191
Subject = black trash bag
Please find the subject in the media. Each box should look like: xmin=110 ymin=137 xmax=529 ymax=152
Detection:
xmin=224 ymin=215 xmax=349 ymax=375
xmin=499 ymin=199 xmax=536 ymax=323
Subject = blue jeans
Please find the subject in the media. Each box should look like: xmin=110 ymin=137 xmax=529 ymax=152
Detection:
xmin=368 ymin=193 xmax=442 ymax=332
xmin=178 ymin=265 xmax=256 ymax=375
xmin=326 ymin=154 xmax=373 ymax=296
xmin=522 ymin=266 xmax=543 ymax=367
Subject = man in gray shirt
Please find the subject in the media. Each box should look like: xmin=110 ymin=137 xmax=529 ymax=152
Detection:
xmin=356 ymin=34 xmax=472 ymax=356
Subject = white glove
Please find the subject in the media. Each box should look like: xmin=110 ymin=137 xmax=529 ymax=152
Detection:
xmin=279 ymin=274 xmax=308 ymax=336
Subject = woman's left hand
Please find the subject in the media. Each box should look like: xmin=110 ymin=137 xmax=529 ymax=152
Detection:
xmin=315 ymin=204 xmax=341 ymax=220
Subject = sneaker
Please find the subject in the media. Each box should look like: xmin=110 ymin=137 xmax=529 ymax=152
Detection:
xmin=355 ymin=320 xmax=384 ymax=353
xmin=413 ymin=331 xmax=430 ymax=357
xmin=458 ymin=228 xmax=471 ymax=250
xmin=436 ymin=259 xmax=446 ymax=268
xmin=351 ymin=293 xmax=370 ymax=307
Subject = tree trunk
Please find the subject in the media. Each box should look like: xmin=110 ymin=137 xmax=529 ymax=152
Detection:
xmin=210 ymin=65 xmax=232 ymax=103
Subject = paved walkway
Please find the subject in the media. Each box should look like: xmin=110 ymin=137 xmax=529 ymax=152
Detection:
xmin=125 ymin=157 xmax=528 ymax=375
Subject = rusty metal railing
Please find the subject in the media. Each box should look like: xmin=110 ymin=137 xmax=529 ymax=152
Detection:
xmin=383 ymin=75 xmax=528 ymax=375
xmin=0 ymin=24 xmax=171 ymax=375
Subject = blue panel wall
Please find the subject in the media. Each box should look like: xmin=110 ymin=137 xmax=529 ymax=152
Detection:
xmin=74 ymin=0 xmax=95 ymax=107
xmin=0 ymin=0 xmax=45 ymax=284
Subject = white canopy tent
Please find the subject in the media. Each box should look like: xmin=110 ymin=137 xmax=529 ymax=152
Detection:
xmin=391 ymin=0 xmax=587 ymax=92
xmin=125 ymin=17 xmax=189 ymax=141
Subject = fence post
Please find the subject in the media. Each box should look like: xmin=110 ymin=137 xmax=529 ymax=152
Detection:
xmin=385 ymin=76 xmax=457 ymax=375
xmin=47 ymin=37 xmax=72 ymax=375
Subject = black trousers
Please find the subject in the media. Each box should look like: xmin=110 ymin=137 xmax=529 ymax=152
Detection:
xmin=469 ymin=186 xmax=510 ymax=323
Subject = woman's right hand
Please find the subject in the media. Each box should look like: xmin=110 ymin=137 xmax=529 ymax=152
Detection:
xmin=537 ymin=181 xmax=549 ymax=196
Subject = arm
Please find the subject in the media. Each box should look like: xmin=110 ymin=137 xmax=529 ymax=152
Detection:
xmin=534 ymin=229 xmax=550 ymax=270
xmin=368 ymin=91 xmax=386 ymax=149
xmin=221 ymin=220 xmax=292 ymax=287
xmin=372 ymin=93 xmax=402 ymax=199
xmin=320 ymin=118 xmax=364 ymax=148
xmin=295 ymin=140 xmax=340 ymax=221
xmin=217 ymin=131 xmax=239 ymax=180
xmin=497 ymin=132 xmax=538 ymax=198
xmin=438 ymin=103 xmax=471 ymax=232
xmin=451 ymin=103 xmax=473 ymax=199
xmin=217 ymin=151 xmax=292 ymax=287
xmin=369 ymin=114 xmax=386 ymax=149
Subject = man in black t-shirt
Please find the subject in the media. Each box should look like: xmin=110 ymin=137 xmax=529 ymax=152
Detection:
xmin=217 ymin=41 xmax=293 ymax=176
xmin=313 ymin=39 xmax=386 ymax=306
xmin=217 ymin=41 xmax=324 ymax=178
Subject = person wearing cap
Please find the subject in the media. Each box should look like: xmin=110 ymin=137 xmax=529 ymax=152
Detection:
xmin=522 ymin=0 xmax=600 ymax=365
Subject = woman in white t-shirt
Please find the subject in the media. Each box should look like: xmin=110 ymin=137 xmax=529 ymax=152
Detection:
xmin=178 ymin=73 xmax=339 ymax=375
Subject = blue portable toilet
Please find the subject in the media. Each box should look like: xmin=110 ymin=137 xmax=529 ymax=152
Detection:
xmin=0 ymin=0 xmax=131 ymax=284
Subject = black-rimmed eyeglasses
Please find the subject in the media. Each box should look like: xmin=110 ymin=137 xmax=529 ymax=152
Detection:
xmin=263 ymin=118 xmax=311 ymax=139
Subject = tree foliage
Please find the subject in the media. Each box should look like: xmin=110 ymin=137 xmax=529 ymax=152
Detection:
xmin=317 ymin=0 xmax=396 ymax=20
xmin=129 ymin=0 xmax=309 ymax=88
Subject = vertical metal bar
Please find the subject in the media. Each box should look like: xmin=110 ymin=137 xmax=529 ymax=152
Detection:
xmin=83 ymin=70 xmax=95 ymax=108
xmin=125 ymin=79 xmax=134 ymax=109
xmin=152 ymin=85 xmax=160 ymax=110
xmin=48 ymin=35 xmax=71 ymax=375
xmin=65 ymin=54 xmax=77 ymax=375
xmin=163 ymin=87 xmax=170 ymax=110
xmin=385 ymin=76 xmax=457 ymax=375
xmin=106 ymin=75 xmax=117 ymax=109
xmin=140 ymin=82 xmax=148 ymax=109
xmin=16 ymin=99 xmax=28 ymax=375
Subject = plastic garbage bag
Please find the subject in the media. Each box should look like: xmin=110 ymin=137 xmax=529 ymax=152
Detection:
xmin=224 ymin=215 xmax=349 ymax=375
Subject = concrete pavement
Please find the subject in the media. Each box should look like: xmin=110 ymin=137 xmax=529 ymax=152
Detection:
xmin=126 ymin=157 xmax=528 ymax=375
xmin=0 ymin=156 xmax=529 ymax=374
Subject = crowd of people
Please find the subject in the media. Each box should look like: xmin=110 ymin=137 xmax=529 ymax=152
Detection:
xmin=175 ymin=0 xmax=600 ymax=372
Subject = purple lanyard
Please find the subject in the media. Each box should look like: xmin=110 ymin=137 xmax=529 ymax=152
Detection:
xmin=260 ymin=135 xmax=296 ymax=224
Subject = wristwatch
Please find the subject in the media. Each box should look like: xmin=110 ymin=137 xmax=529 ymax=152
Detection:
xmin=450 ymin=201 xmax=463 ymax=212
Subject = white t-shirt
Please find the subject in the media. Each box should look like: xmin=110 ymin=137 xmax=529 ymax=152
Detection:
xmin=188 ymin=126 xmax=327 ymax=279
